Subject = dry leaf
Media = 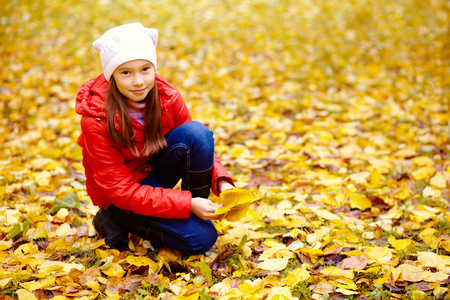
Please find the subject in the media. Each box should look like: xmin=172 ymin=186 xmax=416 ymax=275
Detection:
xmin=337 ymin=255 xmax=368 ymax=270
xmin=215 ymin=188 xmax=259 ymax=222
xmin=257 ymin=258 xmax=290 ymax=271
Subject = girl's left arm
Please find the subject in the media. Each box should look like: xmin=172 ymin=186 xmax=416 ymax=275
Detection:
xmin=217 ymin=177 xmax=235 ymax=193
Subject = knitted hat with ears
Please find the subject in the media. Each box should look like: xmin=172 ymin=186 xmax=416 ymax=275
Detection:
xmin=92 ymin=22 xmax=158 ymax=81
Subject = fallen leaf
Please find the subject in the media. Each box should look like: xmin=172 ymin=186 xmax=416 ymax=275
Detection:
xmin=257 ymin=258 xmax=290 ymax=271
xmin=337 ymin=255 xmax=368 ymax=270
xmin=349 ymin=194 xmax=372 ymax=211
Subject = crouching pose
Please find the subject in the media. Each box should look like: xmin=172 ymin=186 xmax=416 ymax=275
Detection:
xmin=75 ymin=23 xmax=235 ymax=255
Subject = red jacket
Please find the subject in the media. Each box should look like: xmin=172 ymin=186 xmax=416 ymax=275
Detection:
xmin=75 ymin=74 xmax=233 ymax=219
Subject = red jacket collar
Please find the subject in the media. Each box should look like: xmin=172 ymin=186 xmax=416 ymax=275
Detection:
xmin=75 ymin=73 xmax=173 ymax=119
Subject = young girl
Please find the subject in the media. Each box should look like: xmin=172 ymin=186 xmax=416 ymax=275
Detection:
xmin=75 ymin=22 xmax=235 ymax=255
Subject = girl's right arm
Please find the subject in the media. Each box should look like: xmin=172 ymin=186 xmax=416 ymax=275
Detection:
xmin=80 ymin=116 xmax=192 ymax=219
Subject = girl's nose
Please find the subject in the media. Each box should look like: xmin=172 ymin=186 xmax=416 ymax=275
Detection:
xmin=133 ymin=75 xmax=144 ymax=86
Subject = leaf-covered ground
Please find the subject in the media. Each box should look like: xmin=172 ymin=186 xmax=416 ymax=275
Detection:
xmin=1 ymin=0 xmax=450 ymax=299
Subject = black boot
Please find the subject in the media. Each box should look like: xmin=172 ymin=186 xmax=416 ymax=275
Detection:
xmin=93 ymin=208 xmax=130 ymax=251
xmin=134 ymin=226 xmax=166 ymax=251
xmin=181 ymin=166 xmax=214 ymax=198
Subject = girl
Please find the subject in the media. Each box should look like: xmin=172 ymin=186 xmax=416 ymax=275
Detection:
xmin=75 ymin=23 xmax=235 ymax=255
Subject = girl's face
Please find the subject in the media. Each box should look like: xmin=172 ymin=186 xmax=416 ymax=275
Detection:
xmin=112 ymin=59 xmax=155 ymax=103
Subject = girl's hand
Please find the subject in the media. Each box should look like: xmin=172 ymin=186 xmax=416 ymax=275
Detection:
xmin=191 ymin=197 xmax=222 ymax=220
xmin=217 ymin=178 xmax=234 ymax=193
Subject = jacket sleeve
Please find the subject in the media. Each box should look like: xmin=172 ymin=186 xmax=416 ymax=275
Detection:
xmin=170 ymin=87 xmax=192 ymax=127
xmin=80 ymin=117 xmax=192 ymax=219
xmin=211 ymin=155 xmax=235 ymax=195
xmin=169 ymin=88 xmax=235 ymax=195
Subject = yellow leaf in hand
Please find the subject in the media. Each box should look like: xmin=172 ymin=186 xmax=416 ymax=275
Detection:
xmin=215 ymin=188 xmax=259 ymax=222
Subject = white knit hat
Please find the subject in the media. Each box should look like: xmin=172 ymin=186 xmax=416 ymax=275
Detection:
xmin=93 ymin=22 xmax=158 ymax=81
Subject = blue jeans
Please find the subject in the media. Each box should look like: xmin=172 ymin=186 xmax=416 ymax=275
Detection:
xmin=106 ymin=121 xmax=218 ymax=255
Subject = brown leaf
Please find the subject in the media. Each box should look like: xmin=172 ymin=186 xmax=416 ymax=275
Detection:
xmin=79 ymin=267 xmax=101 ymax=285
xmin=248 ymin=175 xmax=277 ymax=187
xmin=368 ymin=195 xmax=391 ymax=210
xmin=76 ymin=225 xmax=88 ymax=238
xmin=118 ymin=275 xmax=143 ymax=291
xmin=143 ymin=272 xmax=159 ymax=285
xmin=106 ymin=277 xmax=122 ymax=294
xmin=297 ymin=252 xmax=313 ymax=265
xmin=413 ymin=282 xmax=433 ymax=292
xmin=337 ymin=255 xmax=368 ymax=270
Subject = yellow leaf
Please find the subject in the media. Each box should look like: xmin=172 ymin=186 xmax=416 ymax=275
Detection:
xmin=33 ymin=170 xmax=52 ymax=186
xmin=397 ymin=264 xmax=430 ymax=282
xmin=317 ymin=176 xmax=342 ymax=187
xmin=0 ymin=278 xmax=12 ymax=289
xmin=215 ymin=188 xmax=259 ymax=222
xmin=257 ymin=258 xmax=290 ymax=271
xmin=210 ymin=278 xmax=232 ymax=295
xmin=298 ymin=248 xmax=325 ymax=263
xmin=394 ymin=147 xmax=417 ymax=158
xmin=408 ymin=206 xmax=438 ymax=221
xmin=313 ymin=208 xmax=341 ymax=221
xmin=320 ymin=267 xmax=354 ymax=279
xmin=412 ymin=156 xmax=435 ymax=166
xmin=0 ymin=240 xmax=13 ymax=251
xmin=85 ymin=279 xmax=100 ymax=291
xmin=349 ymin=194 xmax=372 ymax=211
xmin=102 ymin=262 xmax=126 ymax=277
xmin=126 ymin=255 xmax=159 ymax=271
xmin=336 ymin=288 xmax=358 ymax=296
xmin=224 ymin=203 xmax=253 ymax=222
xmin=16 ymin=289 xmax=38 ymax=300
xmin=369 ymin=169 xmax=382 ymax=187
xmin=38 ymin=260 xmax=84 ymax=274
xmin=419 ymin=228 xmax=440 ymax=249
xmin=176 ymin=293 xmax=200 ymax=300
xmin=20 ymin=277 xmax=55 ymax=291
xmin=417 ymin=252 xmax=446 ymax=270
xmin=412 ymin=166 xmax=436 ymax=181
xmin=312 ymin=281 xmax=333 ymax=294
xmin=388 ymin=236 xmax=414 ymax=252
xmin=364 ymin=247 xmax=390 ymax=262
xmin=4 ymin=209 xmax=20 ymax=226
xmin=334 ymin=277 xmax=358 ymax=290
xmin=258 ymin=243 xmax=287 ymax=261
xmin=238 ymin=278 xmax=265 ymax=294
xmin=430 ymin=172 xmax=446 ymax=189
xmin=13 ymin=243 xmax=40 ymax=256
xmin=267 ymin=286 xmax=292 ymax=300
xmin=55 ymin=223 xmax=77 ymax=238
xmin=424 ymin=271 xmax=448 ymax=282
xmin=283 ymin=266 xmax=310 ymax=286
xmin=394 ymin=188 xmax=412 ymax=200
xmin=434 ymin=284 xmax=448 ymax=297
xmin=440 ymin=240 xmax=450 ymax=252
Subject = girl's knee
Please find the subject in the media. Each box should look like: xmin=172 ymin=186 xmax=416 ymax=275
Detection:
xmin=181 ymin=121 xmax=214 ymax=147
xmin=184 ymin=224 xmax=218 ymax=255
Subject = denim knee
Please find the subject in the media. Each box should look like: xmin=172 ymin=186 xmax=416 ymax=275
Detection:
xmin=181 ymin=222 xmax=218 ymax=255
xmin=178 ymin=122 xmax=213 ymax=149
xmin=176 ymin=121 xmax=214 ymax=170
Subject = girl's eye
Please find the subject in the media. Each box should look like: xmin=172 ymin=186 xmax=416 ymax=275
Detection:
xmin=121 ymin=71 xmax=130 ymax=75
xmin=143 ymin=67 xmax=150 ymax=72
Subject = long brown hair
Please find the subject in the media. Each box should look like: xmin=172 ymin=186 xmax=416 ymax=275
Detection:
xmin=106 ymin=76 xmax=167 ymax=156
